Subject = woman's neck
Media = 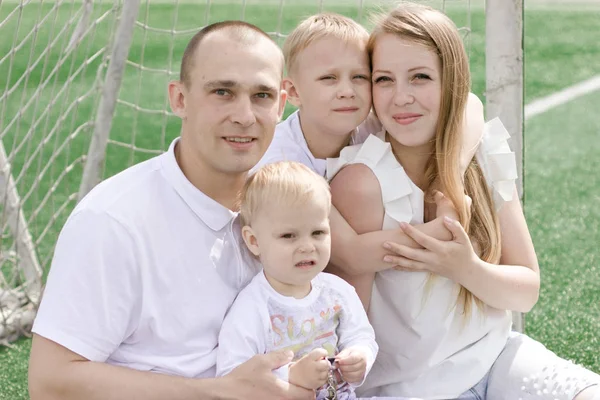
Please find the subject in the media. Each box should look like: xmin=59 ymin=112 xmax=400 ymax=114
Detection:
xmin=387 ymin=133 xmax=433 ymax=191
xmin=299 ymin=113 xmax=353 ymax=160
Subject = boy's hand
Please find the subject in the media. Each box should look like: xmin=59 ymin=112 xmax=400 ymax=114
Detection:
xmin=434 ymin=191 xmax=461 ymax=221
xmin=335 ymin=347 xmax=368 ymax=384
xmin=288 ymin=348 xmax=330 ymax=390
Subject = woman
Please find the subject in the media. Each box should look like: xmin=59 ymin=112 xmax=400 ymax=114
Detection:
xmin=327 ymin=3 xmax=600 ymax=400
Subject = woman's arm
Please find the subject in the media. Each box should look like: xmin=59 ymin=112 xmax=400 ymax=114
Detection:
xmin=386 ymin=186 xmax=540 ymax=313
xmin=456 ymin=187 xmax=540 ymax=312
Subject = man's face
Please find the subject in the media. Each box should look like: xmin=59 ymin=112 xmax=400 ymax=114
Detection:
xmin=173 ymin=33 xmax=286 ymax=176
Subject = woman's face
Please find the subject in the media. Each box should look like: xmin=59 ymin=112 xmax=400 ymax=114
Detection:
xmin=371 ymin=34 xmax=442 ymax=149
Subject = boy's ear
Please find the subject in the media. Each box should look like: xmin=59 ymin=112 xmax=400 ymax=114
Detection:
xmin=283 ymin=77 xmax=301 ymax=108
xmin=241 ymin=225 xmax=260 ymax=256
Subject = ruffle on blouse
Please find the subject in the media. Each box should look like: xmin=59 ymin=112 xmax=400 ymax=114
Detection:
xmin=327 ymin=132 xmax=422 ymax=224
xmin=475 ymin=117 xmax=518 ymax=210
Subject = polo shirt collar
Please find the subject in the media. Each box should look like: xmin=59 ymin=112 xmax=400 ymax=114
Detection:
xmin=160 ymin=138 xmax=237 ymax=231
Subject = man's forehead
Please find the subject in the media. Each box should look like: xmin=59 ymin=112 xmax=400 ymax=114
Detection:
xmin=192 ymin=33 xmax=283 ymax=84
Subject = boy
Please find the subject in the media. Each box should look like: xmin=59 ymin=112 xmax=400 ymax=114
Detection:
xmin=217 ymin=162 xmax=379 ymax=400
xmin=253 ymin=13 xmax=372 ymax=176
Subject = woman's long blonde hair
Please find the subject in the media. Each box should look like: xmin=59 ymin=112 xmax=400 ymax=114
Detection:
xmin=368 ymin=3 xmax=501 ymax=317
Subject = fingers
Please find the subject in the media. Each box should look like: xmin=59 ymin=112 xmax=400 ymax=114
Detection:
xmin=385 ymin=256 xmax=425 ymax=271
xmin=277 ymin=380 xmax=316 ymax=400
xmin=443 ymin=217 xmax=470 ymax=244
xmin=262 ymin=350 xmax=294 ymax=370
xmin=399 ymin=222 xmax=443 ymax=252
xmin=307 ymin=347 xmax=328 ymax=360
xmin=383 ymin=242 xmax=428 ymax=264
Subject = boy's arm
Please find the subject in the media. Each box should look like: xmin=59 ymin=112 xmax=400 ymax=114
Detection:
xmin=461 ymin=92 xmax=485 ymax=172
xmin=329 ymin=164 xmax=453 ymax=277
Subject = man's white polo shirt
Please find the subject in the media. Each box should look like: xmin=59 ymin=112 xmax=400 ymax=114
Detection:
xmin=32 ymin=138 xmax=260 ymax=378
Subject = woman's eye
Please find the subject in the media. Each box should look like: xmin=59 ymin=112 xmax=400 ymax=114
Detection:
xmin=413 ymin=73 xmax=431 ymax=81
xmin=374 ymin=76 xmax=392 ymax=83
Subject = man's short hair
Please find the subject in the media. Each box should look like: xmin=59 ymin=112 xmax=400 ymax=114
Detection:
xmin=283 ymin=13 xmax=369 ymax=75
xmin=180 ymin=21 xmax=279 ymax=87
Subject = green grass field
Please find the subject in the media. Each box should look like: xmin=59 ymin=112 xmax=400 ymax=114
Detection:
xmin=1 ymin=1 xmax=600 ymax=399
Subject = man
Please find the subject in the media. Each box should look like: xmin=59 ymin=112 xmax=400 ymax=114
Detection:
xmin=28 ymin=21 xmax=313 ymax=400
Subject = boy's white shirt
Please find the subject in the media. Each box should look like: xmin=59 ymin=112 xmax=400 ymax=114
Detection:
xmin=216 ymin=270 xmax=378 ymax=391
xmin=252 ymin=110 xmax=377 ymax=176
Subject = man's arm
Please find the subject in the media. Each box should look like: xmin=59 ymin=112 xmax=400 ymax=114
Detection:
xmin=29 ymin=335 xmax=313 ymax=400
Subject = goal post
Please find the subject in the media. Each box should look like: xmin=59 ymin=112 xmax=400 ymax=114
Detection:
xmin=0 ymin=0 xmax=525 ymax=344
xmin=485 ymin=0 xmax=525 ymax=333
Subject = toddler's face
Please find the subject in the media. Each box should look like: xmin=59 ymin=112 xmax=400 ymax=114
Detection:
xmin=246 ymin=193 xmax=331 ymax=297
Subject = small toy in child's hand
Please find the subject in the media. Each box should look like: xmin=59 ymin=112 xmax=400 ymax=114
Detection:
xmin=327 ymin=356 xmax=337 ymax=366
xmin=325 ymin=366 xmax=338 ymax=400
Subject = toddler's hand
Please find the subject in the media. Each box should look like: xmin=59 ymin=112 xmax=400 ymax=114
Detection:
xmin=335 ymin=347 xmax=368 ymax=384
xmin=288 ymin=348 xmax=329 ymax=390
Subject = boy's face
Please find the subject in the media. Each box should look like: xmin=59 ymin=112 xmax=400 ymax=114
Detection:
xmin=286 ymin=37 xmax=371 ymax=139
xmin=242 ymin=192 xmax=331 ymax=297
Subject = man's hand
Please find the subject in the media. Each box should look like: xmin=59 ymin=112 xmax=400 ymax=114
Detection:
xmin=288 ymin=348 xmax=330 ymax=390
xmin=335 ymin=347 xmax=367 ymax=384
xmin=225 ymin=350 xmax=315 ymax=400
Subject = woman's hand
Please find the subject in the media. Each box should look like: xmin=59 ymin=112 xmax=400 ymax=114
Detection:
xmin=383 ymin=216 xmax=479 ymax=283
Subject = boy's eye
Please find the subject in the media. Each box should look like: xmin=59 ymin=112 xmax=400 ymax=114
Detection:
xmin=281 ymin=233 xmax=294 ymax=239
xmin=312 ymin=230 xmax=326 ymax=236
xmin=353 ymin=74 xmax=370 ymax=80
xmin=374 ymin=76 xmax=392 ymax=83
xmin=319 ymin=76 xmax=335 ymax=81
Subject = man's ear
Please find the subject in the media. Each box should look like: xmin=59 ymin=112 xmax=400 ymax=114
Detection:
xmin=168 ymin=80 xmax=187 ymax=120
xmin=241 ymin=225 xmax=260 ymax=256
xmin=283 ymin=77 xmax=301 ymax=108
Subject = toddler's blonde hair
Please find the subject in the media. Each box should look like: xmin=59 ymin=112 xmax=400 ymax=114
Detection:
xmin=240 ymin=161 xmax=331 ymax=227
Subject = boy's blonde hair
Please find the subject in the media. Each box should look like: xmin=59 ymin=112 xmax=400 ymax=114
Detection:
xmin=283 ymin=13 xmax=369 ymax=75
xmin=240 ymin=162 xmax=331 ymax=227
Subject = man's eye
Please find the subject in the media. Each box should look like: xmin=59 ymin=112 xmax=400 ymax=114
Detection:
xmin=215 ymin=89 xmax=229 ymax=96
xmin=255 ymin=93 xmax=271 ymax=99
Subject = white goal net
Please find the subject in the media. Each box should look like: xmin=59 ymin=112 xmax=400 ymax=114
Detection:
xmin=0 ymin=0 xmax=522 ymax=344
